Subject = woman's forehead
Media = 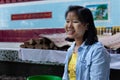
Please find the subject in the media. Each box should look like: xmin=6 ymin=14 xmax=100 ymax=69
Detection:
xmin=66 ymin=12 xmax=79 ymax=19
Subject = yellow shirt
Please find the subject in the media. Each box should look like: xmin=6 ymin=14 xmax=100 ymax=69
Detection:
xmin=68 ymin=52 xmax=77 ymax=80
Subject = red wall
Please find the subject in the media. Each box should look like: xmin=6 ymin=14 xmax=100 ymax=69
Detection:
xmin=0 ymin=28 xmax=65 ymax=42
xmin=0 ymin=0 xmax=42 ymax=4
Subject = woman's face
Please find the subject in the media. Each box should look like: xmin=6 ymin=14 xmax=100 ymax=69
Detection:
xmin=65 ymin=11 xmax=87 ymax=41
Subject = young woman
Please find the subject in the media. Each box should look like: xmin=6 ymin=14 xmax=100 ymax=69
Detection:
xmin=62 ymin=5 xmax=110 ymax=80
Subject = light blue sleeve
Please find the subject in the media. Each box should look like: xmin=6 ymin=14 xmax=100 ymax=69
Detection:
xmin=90 ymin=46 xmax=110 ymax=80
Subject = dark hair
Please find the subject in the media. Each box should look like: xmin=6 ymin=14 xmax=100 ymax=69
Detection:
xmin=65 ymin=5 xmax=98 ymax=45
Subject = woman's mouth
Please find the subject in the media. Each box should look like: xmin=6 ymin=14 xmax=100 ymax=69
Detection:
xmin=67 ymin=30 xmax=75 ymax=35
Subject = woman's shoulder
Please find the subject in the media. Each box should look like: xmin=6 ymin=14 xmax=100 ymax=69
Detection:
xmin=91 ymin=41 xmax=104 ymax=49
xmin=89 ymin=41 xmax=109 ymax=55
xmin=90 ymin=41 xmax=110 ymax=58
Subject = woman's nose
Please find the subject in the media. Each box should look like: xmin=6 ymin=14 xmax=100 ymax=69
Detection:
xmin=68 ymin=22 xmax=72 ymax=28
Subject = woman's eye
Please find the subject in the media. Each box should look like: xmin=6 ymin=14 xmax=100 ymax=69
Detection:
xmin=73 ymin=20 xmax=79 ymax=23
xmin=66 ymin=20 xmax=70 ymax=23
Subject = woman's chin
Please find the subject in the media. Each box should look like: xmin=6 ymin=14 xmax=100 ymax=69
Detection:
xmin=66 ymin=36 xmax=74 ymax=39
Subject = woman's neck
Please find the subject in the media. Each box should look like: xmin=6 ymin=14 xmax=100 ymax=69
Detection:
xmin=75 ymin=39 xmax=83 ymax=47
